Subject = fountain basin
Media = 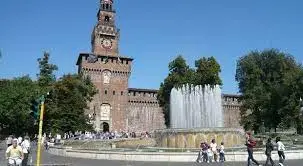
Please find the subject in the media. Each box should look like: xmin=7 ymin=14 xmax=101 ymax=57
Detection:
xmin=154 ymin=128 xmax=245 ymax=148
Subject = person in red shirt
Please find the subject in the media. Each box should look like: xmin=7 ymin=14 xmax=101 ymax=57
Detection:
xmin=245 ymin=132 xmax=261 ymax=166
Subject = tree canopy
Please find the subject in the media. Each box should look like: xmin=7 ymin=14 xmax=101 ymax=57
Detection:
xmin=0 ymin=53 xmax=96 ymax=136
xmin=0 ymin=77 xmax=39 ymax=136
xmin=43 ymin=74 xmax=97 ymax=134
xmin=236 ymin=49 xmax=303 ymax=133
xmin=157 ymin=55 xmax=222 ymax=127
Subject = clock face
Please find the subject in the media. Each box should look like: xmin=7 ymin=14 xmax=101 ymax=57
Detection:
xmin=101 ymin=39 xmax=112 ymax=49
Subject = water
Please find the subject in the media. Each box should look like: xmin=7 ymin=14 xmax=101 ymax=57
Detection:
xmin=170 ymin=84 xmax=223 ymax=129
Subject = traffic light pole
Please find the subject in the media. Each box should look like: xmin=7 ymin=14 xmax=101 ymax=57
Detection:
xmin=36 ymin=100 xmax=45 ymax=166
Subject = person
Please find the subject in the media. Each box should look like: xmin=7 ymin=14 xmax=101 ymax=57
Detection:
xmin=6 ymin=135 xmax=13 ymax=147
xmin=210 ymin=139 xmax=218 ymax=162
xmin=21 ymin=136 xmax=31 ymax=166
xmin=196 ymin=142 xmax=204 ymax=163
xmin=6 ymin=138 xmax=24 ymax=166
xmin=207 ymin=146 xmax=213 ymax=163
xmin=17 ymin=136 xmax=23 ymax=146
xmin=219 ymin=142 xmax=225 ymax=162
xmin=265 ymin=138 xmax=275 ymax=166
xmin=202 ymin=142 xmax=209 ymax=162
xmin=276 ymin=137 xmax=285 ymax=165
xmin=245 ymin=132 xmax=261 ymax=166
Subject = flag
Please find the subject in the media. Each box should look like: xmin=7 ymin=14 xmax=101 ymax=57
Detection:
xmin=0 ymin=49 xmax=2 ymax=59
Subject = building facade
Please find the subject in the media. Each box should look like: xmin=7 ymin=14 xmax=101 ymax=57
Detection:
xmin=76 ymin=0 xmax=241 ymax=132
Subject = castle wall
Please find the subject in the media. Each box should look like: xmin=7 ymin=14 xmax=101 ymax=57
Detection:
xmin=127 ymin=89 xmax=165 ymax=132
xmin=222 ymin=94 xmax=241 ymax=128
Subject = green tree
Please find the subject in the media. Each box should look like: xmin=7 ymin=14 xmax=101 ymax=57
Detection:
xmin=37 ymin=52 xmax=58 ymax=88
xmin=194 ymin=56 xmax=222 ymax=85
xmin=236 ymin=49 xmax=303 ymax=133
xmin=157 ymin=55 xmax=222 ymax=127
xmin=0 ymin=76 xmax=39 ymax=136
xmin=43 ymin=74 xmax=97 ymax=134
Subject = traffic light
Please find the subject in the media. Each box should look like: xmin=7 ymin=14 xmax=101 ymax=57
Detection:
xmin=30 ymin=99 xmax=40 ymax=120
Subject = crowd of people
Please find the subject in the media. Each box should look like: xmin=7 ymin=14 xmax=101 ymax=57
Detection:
xmin=62 ymin=131 xmax=152 ymax=140
xmin=5 ymin=135 xmax=31 ymax=166
xmin=196 ymin=132 xmax=286 ymax=166
xmin=245 ymin=132 xmax=286 ymax=166
xmin=196 ymin=139 xmax=225 ymax=163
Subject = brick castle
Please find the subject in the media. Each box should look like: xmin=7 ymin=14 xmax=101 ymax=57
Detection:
xmin=76 ymin=0 xmax=241 ymax=132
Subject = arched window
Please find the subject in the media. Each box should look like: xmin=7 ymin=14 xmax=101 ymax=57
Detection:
xmin=104 ymin=16 xmax=110 ymax=22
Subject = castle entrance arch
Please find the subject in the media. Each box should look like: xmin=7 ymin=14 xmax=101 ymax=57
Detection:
xmin=100 ymin=103 xmax=111 ymax=132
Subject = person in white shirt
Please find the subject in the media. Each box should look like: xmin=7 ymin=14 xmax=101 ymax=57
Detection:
xmin=207 ymin=147 xmax=213 ymax=163
xmin=276 ymin=137 xmax=285 ymax=165
xmin=17 ymin=137 xmax=23 ymax=146
xmin=219 ymin=142 xmax=225 ymax=162
xmin=6 ymin=135 xmax=13 ymax=147
xmin=210 ymin=139 xmax=218 ymax=162
xmin=21 ymin=136 xmax=31 ymax=166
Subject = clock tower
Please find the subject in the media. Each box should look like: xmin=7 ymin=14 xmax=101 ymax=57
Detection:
xmin=92 ymin=0 xmax=119 ymax=56
xmin=77 ymin=0 xmax=133 ymax=132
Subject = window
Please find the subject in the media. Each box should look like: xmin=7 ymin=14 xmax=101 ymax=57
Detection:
xmin=113 ymin=91 xmax=116 ymax=95
xmin=121 ymin=91 xmax=124 ymax=96
xmin=105 ymin=90 xmax=108 ymax=95
xmin=104 ymin=16 xmax=110 ymax=22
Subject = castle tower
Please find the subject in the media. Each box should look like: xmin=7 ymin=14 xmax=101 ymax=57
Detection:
xmin=92 ymin=0 xmax=119 ymax=56
xmin=76 ymin=0 xmax=133 ymax=132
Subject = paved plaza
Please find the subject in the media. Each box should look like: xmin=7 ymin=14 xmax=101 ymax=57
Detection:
xmin=1 ymin=141 xmax=302 ymax=166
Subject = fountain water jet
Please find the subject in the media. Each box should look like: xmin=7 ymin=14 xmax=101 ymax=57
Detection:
xmin=170 ymin=84 xmax=223 ymax=129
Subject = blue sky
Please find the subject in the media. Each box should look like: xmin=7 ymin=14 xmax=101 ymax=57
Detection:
xmin=0 ymin=0 xmax=303 ymax=94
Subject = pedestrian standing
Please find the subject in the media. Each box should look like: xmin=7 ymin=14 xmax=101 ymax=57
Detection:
xmin=18 ymin=136 xmax=23 ymax=146
xmin=265 ymin=138 xmax=275 ymax=166
xmin=245 ymin=132 xmax=261 ymax=166
xmin=207 ymin=146 xmax=213 ymax=163
xmin=210 ymin=139 xmax=218 ymax=162
xmin=219 ymin=142 xmax=225 ymax=162
xmin=6 ymin=135 xmax=13 ymax=147
xmin=21 ymin=136 xmax=31 ymax=166
xmin=196 ymin=142 xmax=204 ymax=163
xmin=202 ymin=142 xmax=209 ymax=163
xmin=276 ymin=137 xmax=285 ymax=165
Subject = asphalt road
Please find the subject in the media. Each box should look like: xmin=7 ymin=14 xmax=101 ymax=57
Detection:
xmin=1 ymin=142 xmax=303 ymax=166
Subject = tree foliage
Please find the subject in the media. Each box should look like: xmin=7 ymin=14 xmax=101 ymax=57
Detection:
xmin=43 ymin=74 xmax=97 ymax=134
xmin=157 ymin=55 xmax=222 ymax=127
xmin=0 ymin=77 xmax=39 ymax=136
xmin=0 ymin=52 xmax=97 ymax=136
xmin=37 ymin=52 xmax=58 ymax=88
xmin=236 ymin=49 xmax=303 ymax=133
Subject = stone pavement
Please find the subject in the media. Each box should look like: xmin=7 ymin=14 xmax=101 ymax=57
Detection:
xmin=1 ymin=141 xmax=303 ymax=166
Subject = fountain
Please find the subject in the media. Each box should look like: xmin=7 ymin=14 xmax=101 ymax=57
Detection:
xmin=155 ymin=84 xmax=245 ymax=148
xmin=170 ymin=84 xmax=223 ymax=128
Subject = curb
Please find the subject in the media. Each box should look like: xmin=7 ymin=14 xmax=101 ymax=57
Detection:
xmin=48 ymin=147 xmax=303 ymax=162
